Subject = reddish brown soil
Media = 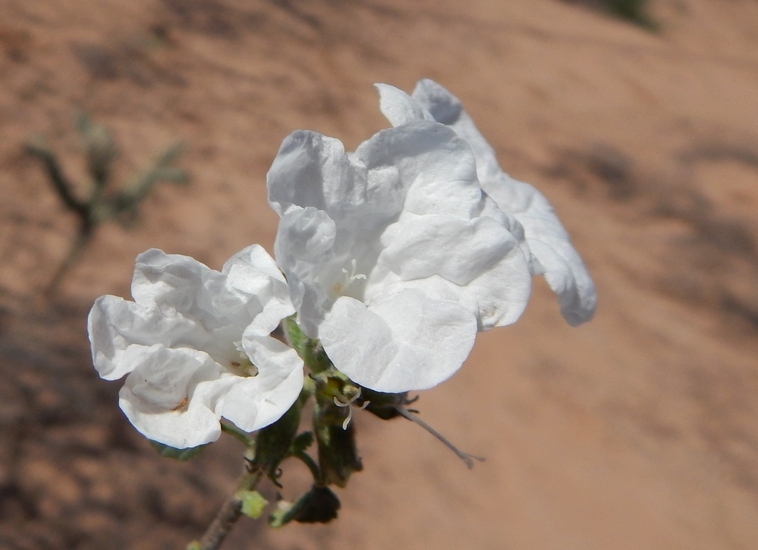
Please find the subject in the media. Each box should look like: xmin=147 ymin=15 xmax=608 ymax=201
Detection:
xmin=2 ymin=0 xmax=758 ymax=548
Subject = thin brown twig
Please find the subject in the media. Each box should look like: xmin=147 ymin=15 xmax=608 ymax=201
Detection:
xmin=193 ymin=463 xmax=264 ymax=550
xmin=45 ymin=225 xmax=92 ymax=296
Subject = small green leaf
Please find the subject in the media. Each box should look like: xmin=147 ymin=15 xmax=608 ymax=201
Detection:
xmin=237 ymin=490 xmax=268 ymax=519
xmin=289 ymin=431 xmax=314 ymax=456
xmin=149 ymin=440 xmax=209 ymax=461
xmin=253 ymin=398 xmax=302 ymax=485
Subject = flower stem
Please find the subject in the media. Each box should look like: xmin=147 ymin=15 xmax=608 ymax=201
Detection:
xmin=281 ymin=316 xmax=332 ymax=374
xmin=192 ymin=461 xmax=264 ymax=550
xmin=292 ymin=450 xmax=322 ymax=484
xmin=220 ymin=422 xmax=255 ymax=448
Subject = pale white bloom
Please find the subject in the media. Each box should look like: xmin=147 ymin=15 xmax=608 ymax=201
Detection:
xmin=88 ymin=245 xmax=304 ymax=448
xmin=378 ymin=80 xmax=597 ymax=326
xmin=268 ymin=119 xmax=532 ymax=393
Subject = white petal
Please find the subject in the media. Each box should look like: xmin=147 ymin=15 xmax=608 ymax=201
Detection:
xmin=118 ymin=345 xmax=232 ymax=448
xmin=378 ymin=212 xmax=532 ymax=328
xmin=453 ymin=251 xmax=532 ymax=329
xmin=411 ymin=79 xmax=597 ymax=324
xmin=375 ymin=82 xmax=537 ymax=274
xmin=88 ymin=295 xmax=205 ymax=381
xmin=498 ymin=176 xmax=597 ymax=325
xmin=222 ymin=244 xmax=294 ymax=335
xmin=88 ymin=295 xmax=141 ymax=381
xmin=274 ymin=207 xmax=337 ymax=268
xmin=411 ymin=79 xmax=466 ymax=127
xmin=320 ymin=290 xmax=477 ymax=392
xmin=380 ymin=213 xmax=516 ymax=285
xmin=267 ymin=130 xmax=366 ymax=217
xmin=274 ymin=207 xmax=337 ymax=336
xmin=411 ymin=79 xmax=505 ymax=183
xmin=220 ymin=334 xmax=304 ymax=432
xmin=376 ymin=83 xmax=434 ymax=127
xmin=130 ymin=248 xmax=237 ymax=330
xmin=355 ymin=121 xmax=482 ymax=219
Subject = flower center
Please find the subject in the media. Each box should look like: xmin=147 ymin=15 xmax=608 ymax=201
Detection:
xmin=330 ymin=259 xmax=366 ymax=298
xmin=228 ymin=341 xmax=259 ymax=377
xmin=333 ymin=387 xmax=370 ymax=430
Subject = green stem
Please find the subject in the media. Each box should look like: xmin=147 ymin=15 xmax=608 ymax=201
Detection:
xmin=281 ymin=316 xmax=331 ymax=374
xmin=220 ymin=422 xmax=255 ymax=448
xmin=292 ymin=451 xmax=322 ymax=484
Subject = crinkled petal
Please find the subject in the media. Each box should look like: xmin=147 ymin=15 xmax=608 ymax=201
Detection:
xmin=118 ymin=345 xmax=234 ymax=448
xmin=88 ymin=295 xmax=205 ymax=381
xmin=319 ymin=290 xmax=477 ymax=392
xmin=222 ymin=244 xmax=295 ymax=335
xmin=274 ymin=207 xmax=337 ymax=336
xmin=130 ymin=248 xmax=239 ymax=330
xmin=220 ymin=333 xmax=304 ymax=432
xmin=275 ymin=207 xmax=337 ymax=269
xmin=268 ymin=129 xmax=404 ymax=225
xmin=376 ymin=83 xmax=434 ymax=127
xmin=411 ymin=79 xmax=503 ymax=182
xmin=355 ymin=121 xmax=482 ymax=219
xmin=507 ymin=179 xmax=597 ymax=324
xmin=379 ymin=213 xmax=514 ymax=285
xmin=378 ymin=213 xmax=531 ymax=328
xmin=267 ymin=130 xmax=367 ymax=218
xmin=410 ymin=79 xmax=597 ymax=324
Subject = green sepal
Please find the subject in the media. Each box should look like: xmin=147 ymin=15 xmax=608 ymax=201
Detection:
xmin=148 ymin=440 xmax=209 ymax=461
xmin=314 ymin=421 xmax=362 ymax=488
xmin=282 ymin=316 xmax=332 ymax=374
xmin=253 ymin=397 xmax=302 ymax=485
xmin=306 ymin=368 xmax=364 ymax=487
xmin=269 ymin=485 xmax=340 ymax=527
xmin=237 ymin=490 xmax=268 ymax=519
xmin=359 ymin=388 xmax=415 ymax=420
xmin=290 ymin=431 xmax=314 ymax=456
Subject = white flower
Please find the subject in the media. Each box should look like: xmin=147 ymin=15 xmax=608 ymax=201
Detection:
xmin=88 ymin=245 xmax=304 ymax=448
xmin=268 ymin=119 xmax=532 ymax=393
xmin=378 ymin=80 xmax=597 ymax=326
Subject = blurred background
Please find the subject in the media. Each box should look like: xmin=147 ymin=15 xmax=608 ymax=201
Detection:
xmin=2 ymin=0 xmax=758 ymax=548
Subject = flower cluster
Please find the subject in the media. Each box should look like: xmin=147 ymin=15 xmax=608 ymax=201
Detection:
xmin=89 ymin=80 xmax=595 ymax=449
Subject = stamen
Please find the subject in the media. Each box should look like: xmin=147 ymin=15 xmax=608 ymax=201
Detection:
xmin=333 ymin=388 xmax=370 ymax=429
xmin=228 ymin=343 xmax=259 ymax=377
xmin=392 ymin=405 xmax=484 ymax=469
xmin=331 ymin=259 xmax=367 ymax=297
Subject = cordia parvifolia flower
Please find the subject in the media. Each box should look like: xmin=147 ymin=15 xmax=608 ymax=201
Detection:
xmin=88 ymin=245 xmax=304 ymax=448
xmin=267 ymin=113 xmax=533 ymax=393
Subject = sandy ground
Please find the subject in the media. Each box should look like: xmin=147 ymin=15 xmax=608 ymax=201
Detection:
xmin=2 ymin=0 xmax=758 ymax=548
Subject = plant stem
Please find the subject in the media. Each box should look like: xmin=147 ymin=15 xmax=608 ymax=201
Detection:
xmin=220 ymin=422 xmax=255 ymax=448
xmin=194 ymin=463 xmax=264 ymax=550
xmin=292 ymin=451 xmax=322 ymax=484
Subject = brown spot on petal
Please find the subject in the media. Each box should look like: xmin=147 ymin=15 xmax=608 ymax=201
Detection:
xmin=171 ymin=397 xmax=188 ymax=411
